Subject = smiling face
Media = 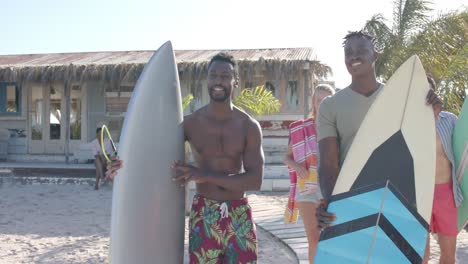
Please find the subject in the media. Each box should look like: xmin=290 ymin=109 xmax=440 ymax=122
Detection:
xmin=344 ymin=36 xmax=378 ymax=78
xmin=207 ymin=60 xmax=238 ymax=103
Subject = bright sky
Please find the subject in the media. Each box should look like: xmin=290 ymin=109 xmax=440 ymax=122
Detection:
xmin=2 ymin=0 xmax=466 ymax=88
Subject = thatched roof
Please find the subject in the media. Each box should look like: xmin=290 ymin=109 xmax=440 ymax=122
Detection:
xmin=0 ymin=48 xmax=332 ymax=86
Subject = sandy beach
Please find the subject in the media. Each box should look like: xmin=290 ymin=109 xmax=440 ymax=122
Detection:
xmin=0 ymin=182 xmax=296 ymax=263
xmin=1 ymin=182 xmax=467 ymax=263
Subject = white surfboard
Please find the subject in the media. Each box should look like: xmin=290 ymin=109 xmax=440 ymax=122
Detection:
xmin=110 ymin=41 xmax=185 ymax=264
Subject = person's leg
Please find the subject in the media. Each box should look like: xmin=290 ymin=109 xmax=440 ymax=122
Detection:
xmin=431 ymin=183 xmax=458 ymax=264
xmin=224 ymin=199 xmax=257 ymax=263
xmin=422 ymin=234 xmax=430 ymax=264
xmin=189 ymin=195 xmax=223 ymax=264
xmin=297 ymin=201 xmax=320 ymax=264
xmin=101 ymin=159 xmax=109 ymax=182
xmin=438 ymin=234 xmax=457 ymax=264
xmin=94 ymin=158 xmax=104 ymax=190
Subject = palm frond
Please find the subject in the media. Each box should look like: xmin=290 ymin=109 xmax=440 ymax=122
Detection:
xmin=407 ymin=10 xmax=468 ymax=113
xmin=364 ymin=14 xmax=394 ymax=51
xmin=363 ymin=13 xmax=398 ymax=77
xmin=394 ymin=0 xmax=432 ymax=41
xmin=182 ymin=93 xmax=194 ymax=111
xmin=392 ymin=0 xmax=406 ymax=35
xmin=309 ymin=61 xmax=333 ymax=79
xmin=232 ymin=85 xmax=281 ymax=116
xmin=437 ymin=43 xmax=468 ymax=115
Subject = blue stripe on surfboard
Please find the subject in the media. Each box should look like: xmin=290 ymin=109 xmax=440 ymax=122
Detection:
xmin=316 ymin=214 xmax=425 ymax=263
xmin=318 ymin=183 xmax=427 ymax=262
xmin=381 ymin=189 xmax=428 ymax=257
xmin=327 ymin=188 xmax=385 ymax=226
xmin=317 ymin=215 xmax=422 ymax=263
xmin=368 ymin=227 xmax=412 ymax=264
xmin=378 ymin=215 xmax=423 ymax=262
xmin=386 ymin=183 xmax=429 ymax=229
xmin=316 ymin=224 xmax=416 ymax=263
xmin=315 ymin=226 xmax=375 ymax=263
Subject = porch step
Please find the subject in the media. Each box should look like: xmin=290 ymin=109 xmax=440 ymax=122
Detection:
xmin=261 ymin=165 xmax=289 ymax=191
xmin=0 ymin=162 xmax=95 ymax=178
xmin=0 ymin=163 xmax=290 ymax=183
xmin=7 ymin=154 xmax=69 ymax=163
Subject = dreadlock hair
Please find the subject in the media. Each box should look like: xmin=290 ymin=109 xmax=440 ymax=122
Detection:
xmin=342 ymin=30 xmax=376 ymax=49
xmin=208 ymin=52 xmax=239 ymax=79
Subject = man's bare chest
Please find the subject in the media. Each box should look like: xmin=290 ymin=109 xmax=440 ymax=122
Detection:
xmin=188 ymin=121 xmax=246 ymax=156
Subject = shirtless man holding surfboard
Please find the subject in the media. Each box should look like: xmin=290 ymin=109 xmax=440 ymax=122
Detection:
xmin=107 ymin=53 xmax=264 ymax=263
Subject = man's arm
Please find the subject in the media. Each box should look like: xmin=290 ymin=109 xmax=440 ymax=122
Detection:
xmin=173 ymin=119 xmax=264 ymax=191
xmin=315 ymin=96 xmax=339 ymax=228
xmin=284 ymin=144 xmax=309 ymax=179
xmin=316 ymin=137 xmax=339 ymax=229
xmin=316 ymin=96 xmax=340 ymax=199
xmin=318 ymin=137 xmax=340 ymax=200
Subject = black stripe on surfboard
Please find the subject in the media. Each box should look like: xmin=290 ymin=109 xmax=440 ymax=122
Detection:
xmin=328 ymin=181 xmax=428 ymax=230
xmin=378 ymin=214 xmax=422 ymax=264
xmin=351 ymin=130 xmax=416 ymax=207
xmin=320 ymin=213 xmax=423 ymax=263
xmin=320 ymin=213 xmax=379 ymax=241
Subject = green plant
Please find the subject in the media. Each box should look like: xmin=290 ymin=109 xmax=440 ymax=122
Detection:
xmin=233 ymin=85 xmax=281 ymax=116
xmin=182 ymin=85 xmax=282 ymax=116
xmin=363 ymin=2 xmax=467 ymax=114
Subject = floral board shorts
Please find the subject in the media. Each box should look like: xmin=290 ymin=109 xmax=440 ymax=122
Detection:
xmin=189 ymin=194 xmax=257 ymax=264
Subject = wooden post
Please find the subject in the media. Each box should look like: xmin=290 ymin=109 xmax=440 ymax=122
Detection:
xmin=303 ymin=62 xmax=310 ymax=119
xmin=64 ymin=81 xmax=71 ymax=164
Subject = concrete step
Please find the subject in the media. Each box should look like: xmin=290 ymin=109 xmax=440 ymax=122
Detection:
xmin=0 ymin=176 xmax=97 ymax=186
xmin=0 ymin=162 xmax=290 ymax=190
xmin=0 ymin=162 xmax=95 ymax=178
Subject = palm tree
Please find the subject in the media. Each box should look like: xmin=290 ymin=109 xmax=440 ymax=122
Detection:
xmin=363 ymin=0 xmax=467 ymax=113
xmin=232 ymin=85 xmax=281 ymax=116
xmin=182 ymin=85 xmax=281 ymax=116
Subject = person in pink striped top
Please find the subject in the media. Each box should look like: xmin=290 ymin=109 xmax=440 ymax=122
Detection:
xmin=283 ymin=84 xmax=335 ymax=263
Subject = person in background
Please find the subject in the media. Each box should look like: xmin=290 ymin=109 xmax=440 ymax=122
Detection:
xmin=423 ymin=75 xmax=462 ymax=264
xmin=283 ymin=84 xmax=335 ymax=263
xmin=92 ymin=127 xmax=113 ymax=190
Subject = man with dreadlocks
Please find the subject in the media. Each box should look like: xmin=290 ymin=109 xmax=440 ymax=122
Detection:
xmin=315 ymin=31 xmax=443 ymax=236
